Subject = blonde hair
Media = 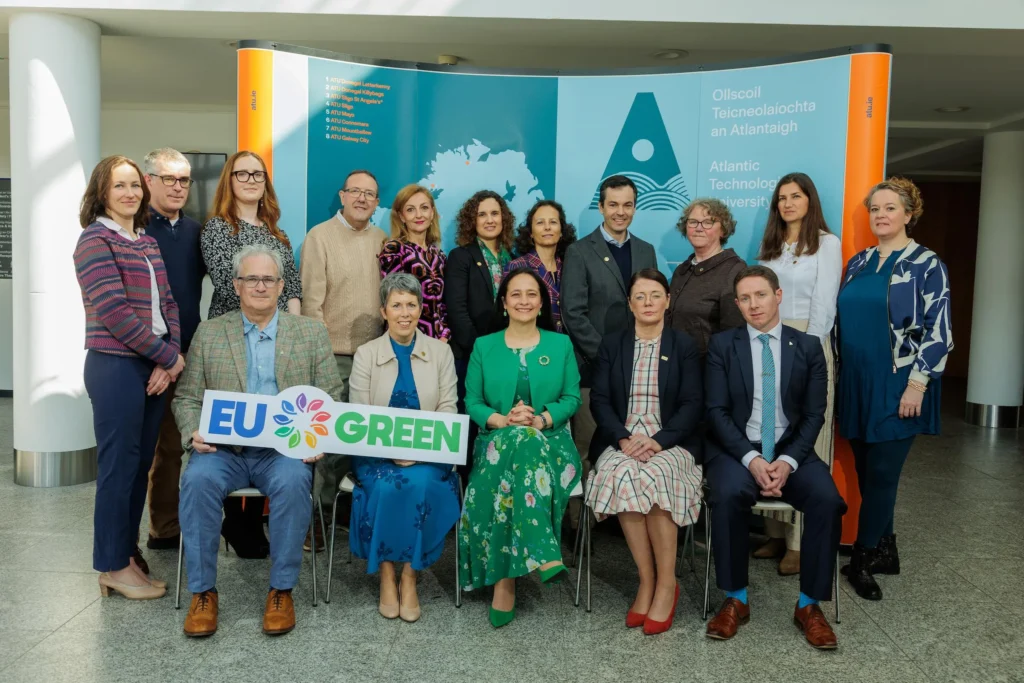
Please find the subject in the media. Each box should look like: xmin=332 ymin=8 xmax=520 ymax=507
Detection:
xmin=864 ymin=177 xmax=924 ymax=234
xmin=389 ymin=184 xmax=441 ymax=246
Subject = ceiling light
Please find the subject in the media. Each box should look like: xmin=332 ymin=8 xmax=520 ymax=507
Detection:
xmin=224 ymin=40 xmax=239 ymax=48
xmin=437 ymin=54 xmax=459 ymax=66
xmin=654 ymin=49 xmax=688 ymax=60
xmin=935 ymin=106 xmax=970 ymax=113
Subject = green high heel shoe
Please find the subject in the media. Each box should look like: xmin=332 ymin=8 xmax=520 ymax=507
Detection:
xmin=489 ymin=605 xmax=516 ymax=628
xmin=540 ymin=563 xmax=568 ymax=585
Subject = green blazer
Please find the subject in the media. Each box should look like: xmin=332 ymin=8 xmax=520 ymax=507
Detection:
xmin=465 ymin=329 xmax=581 ymax=430
xmin=172 ymin=310 xmax=344 ymax=451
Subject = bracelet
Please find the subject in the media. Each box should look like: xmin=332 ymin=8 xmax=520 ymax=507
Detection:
xmin=907 ymin=379 xmax=927 ymax=393
xmin=543 ymin=414 xmax=553 ymax=428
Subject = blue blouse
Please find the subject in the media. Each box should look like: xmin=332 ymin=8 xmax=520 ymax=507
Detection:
xmin=388 ymin=335 xmax=420 ymax=410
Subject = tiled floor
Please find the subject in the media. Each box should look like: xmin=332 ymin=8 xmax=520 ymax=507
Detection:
xmin=1 ymin=390 xmax=1022 ymax=683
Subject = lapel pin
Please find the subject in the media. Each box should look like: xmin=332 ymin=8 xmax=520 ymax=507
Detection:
xmin=539 ymin=355 xmax=550 ymax=365
xmin=476 ymin=261 xmax=483 ymax=266
xmin=661 ymin=355 xmax=669 ymax=361
xmin=420 ymin=350 xmax=426 ymax=357
xmin=603 ymin=256 xmax=610 ymax=262
xmin=788 ymin=341 xmax=794 ymax=346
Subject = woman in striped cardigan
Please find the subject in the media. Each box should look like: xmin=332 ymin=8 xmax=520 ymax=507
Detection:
xmin=74 ymin=155 xmax=184 ymax=600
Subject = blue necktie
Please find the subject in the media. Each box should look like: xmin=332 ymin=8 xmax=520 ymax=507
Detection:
xmin=758 ymin=333 xmax=776 ymax=463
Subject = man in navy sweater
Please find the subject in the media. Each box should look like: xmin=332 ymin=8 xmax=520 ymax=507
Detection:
xmin=142 ymin=148 xmax=206 ymax=556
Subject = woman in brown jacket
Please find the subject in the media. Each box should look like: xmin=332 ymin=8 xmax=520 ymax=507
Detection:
xmin=666 ymin=198 xmax=747 ymax=358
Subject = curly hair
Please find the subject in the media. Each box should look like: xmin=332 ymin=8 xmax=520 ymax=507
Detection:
xmin=676 ymin=197 xmax=737 ymax=245
xmin=454 ymin=190 xmax=515 ymax=251
xmin=513 ymin=199 xmax=577 ymax=259
xmin=390 ymin=184 xmax=441 ymax=246
xmin=864 ymin=177 xmax=924 ymax=235
xmin=80 ymin=155 xmax=151 ymax=231
xmin=209 ymin=151 xmax=289 ymax=247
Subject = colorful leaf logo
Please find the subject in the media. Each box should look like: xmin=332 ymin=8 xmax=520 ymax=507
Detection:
xmin=272 ymin=392 xmax=332 ymax=451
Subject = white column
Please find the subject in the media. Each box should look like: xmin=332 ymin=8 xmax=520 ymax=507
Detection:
xmin=965 ymin=131 xmax=1024 ymax=428
xmin=10 ymin=13 xmax=101 ymax=485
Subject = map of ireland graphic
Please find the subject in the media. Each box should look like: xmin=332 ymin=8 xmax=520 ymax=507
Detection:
xmin=589 ymin=92 xmax=689 ymax=211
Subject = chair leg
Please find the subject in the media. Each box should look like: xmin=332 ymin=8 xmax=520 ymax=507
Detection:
xmin=573 ymin=516 xmax=584 ymax=608
xmin=689 ymin=522 xmax=696 ymax=574
xmin=309 ymin=494 xmax=318 ymax=607
xmin=175 ymin=532 xmax=184 ymax=609
xmin=569 ymin=509 xmax=584 ymax=569
xmin=455 ymin=476 xmax=465 ymax=608
xmin=702 ymin=503 xmax=713 ymax=621
xmin=585 ymin=506 xmax=592 ymax=613
xmin=326 ymin=490 xmax=341 ymax=604
xmin=834 ymin=549 xmax=841 ymax=624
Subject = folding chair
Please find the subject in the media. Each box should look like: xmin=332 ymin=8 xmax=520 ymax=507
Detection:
xmin=175 ymin=472 xmax=327 ymax=609
xmin=326 ymin=468 xmax=463 ymax=605
xmin=701 ymin=495 xmax=840 ymax=624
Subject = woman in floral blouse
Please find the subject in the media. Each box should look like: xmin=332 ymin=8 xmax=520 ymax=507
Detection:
xmin=458 ymin=268 xmax=582 ymax=628
xmin=506 ymin=199 xmax=577 ymax=333
xmin=202 ymin=151 xmax=302 ymax=319
xmin=378 ymin=184 xmax=451 ymax=341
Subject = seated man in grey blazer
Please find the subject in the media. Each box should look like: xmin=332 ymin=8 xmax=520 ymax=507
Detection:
xmin=561 ymin=175 xmax=658 ymax=474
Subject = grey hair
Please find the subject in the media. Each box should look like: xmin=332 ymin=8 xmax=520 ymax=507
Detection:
xmin=143 ymin=147 xmax=190 ymax=175
xmin=379 ymin=272 xmax=423 ymax=307
xmin=232 ymin=244 xmax=284 ymax=279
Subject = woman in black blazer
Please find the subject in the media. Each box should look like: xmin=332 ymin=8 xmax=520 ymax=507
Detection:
xmin=585 ymin=268 xmax=703 ymax=636
xmin=444 ymin=190 xmax=516 ymax=404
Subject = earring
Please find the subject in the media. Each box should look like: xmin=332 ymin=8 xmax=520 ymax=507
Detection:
xmin=503 ymin=309 xmax=508 ymax=317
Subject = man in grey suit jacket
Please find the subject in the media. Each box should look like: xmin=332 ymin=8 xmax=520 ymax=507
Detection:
xmin=561 ymin=175 xmax=658 ymax=477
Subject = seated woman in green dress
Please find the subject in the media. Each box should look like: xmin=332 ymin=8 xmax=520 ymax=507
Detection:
xmin=458 ymin=267 xmax=582 ymax=628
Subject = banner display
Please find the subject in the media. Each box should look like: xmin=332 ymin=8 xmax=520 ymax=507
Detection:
xmin=238 ymin=43 xmax=890 ymax=274
xmin=199 ymin=385 xmax=470 ymax=465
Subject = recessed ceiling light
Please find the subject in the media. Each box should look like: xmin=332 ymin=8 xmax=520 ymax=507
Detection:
xmin=654 ymin=49 xmax=688 ymax=60
xmin=935 ymin=106 xmax=970 ymax=113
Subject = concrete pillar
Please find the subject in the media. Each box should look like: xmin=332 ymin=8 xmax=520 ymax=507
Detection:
xmin=965 ymin=131 xmax=1024 ymax=428
xmin=10 ymin=13 xmax=101 ymax=485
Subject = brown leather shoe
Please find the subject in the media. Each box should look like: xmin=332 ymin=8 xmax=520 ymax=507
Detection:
xmin=263 ymin=589 xmax=296 ymax=635
xmin=706 ymin=598 xmax=750 ymax=640
xmin=183 ymin=591 xmax=219 ymax=637
xmin=778 ymin=549 xmax=801 ymax=576
xmin=753 ymin=538 xmax=785 ymax=559
xmin=794 ymin=602 xmax=838 ymax=650
xmin=302 ymin=524 xmax=324 ymax=552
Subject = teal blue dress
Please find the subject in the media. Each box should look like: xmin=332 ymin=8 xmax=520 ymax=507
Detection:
xmin=836 ymin=249 xmax=941 ymax=443
xmin=350 ymin=335 xmax=460 ymax=572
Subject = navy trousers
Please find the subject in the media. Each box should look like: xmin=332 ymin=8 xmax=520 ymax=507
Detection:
xmin=84 ymin=351 xmax=166 ymax=572
xmin=706 ymin=455 xmax=847 ymax=601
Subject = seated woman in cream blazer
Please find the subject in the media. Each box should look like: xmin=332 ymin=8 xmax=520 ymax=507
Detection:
xmin=348 ymin=273 xmax=460 ymax=623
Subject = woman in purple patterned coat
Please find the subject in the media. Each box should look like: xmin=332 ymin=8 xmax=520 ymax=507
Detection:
xmin=506 ymin=199 xmax=577 ymax=333
xmin=379 ymin=184 xmax=451 ymax=342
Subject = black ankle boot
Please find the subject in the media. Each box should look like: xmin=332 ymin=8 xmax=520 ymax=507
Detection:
xmin=873 ymin=534 xmax=901 ymax=575
xmin=221 ymin=498 xmax=269 ymax=559
xmin=844 ymin=544 xmax=882 ymax=601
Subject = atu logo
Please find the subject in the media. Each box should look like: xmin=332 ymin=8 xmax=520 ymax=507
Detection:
xmin=272 ymin=393 xmax=331 ymax=449
xmin=589 ymin=92 xmax=690 ymax=212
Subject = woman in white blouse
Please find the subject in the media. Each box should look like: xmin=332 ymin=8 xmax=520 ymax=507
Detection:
xmin=755 ymin=172 xmax=842 ymax=575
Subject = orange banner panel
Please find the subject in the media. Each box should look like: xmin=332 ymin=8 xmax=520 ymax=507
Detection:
xmin=237 ymin=48 xmax=274 ymax=179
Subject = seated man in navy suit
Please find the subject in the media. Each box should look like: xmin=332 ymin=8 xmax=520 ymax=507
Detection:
xmin=704 ymin=265 xmax=846 ymax=650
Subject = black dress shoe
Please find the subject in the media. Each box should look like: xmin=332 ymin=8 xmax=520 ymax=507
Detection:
xmin=132 ymin=546 xmax=151 ymax=575
xmin=842 ymin=534 xmax=901 ymax=577
xmin=147 ymin=534 xmax=180 ymax=551
xmin=844 ymin=544 xmax=882 ymax=601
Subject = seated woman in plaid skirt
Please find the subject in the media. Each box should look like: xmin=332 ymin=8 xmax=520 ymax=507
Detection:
xmin=585 ymin=268 xmax=703 ymax=636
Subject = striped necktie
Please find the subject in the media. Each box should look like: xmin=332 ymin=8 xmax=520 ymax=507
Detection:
xmin=758 ymin=333 xmax=776 ymax=463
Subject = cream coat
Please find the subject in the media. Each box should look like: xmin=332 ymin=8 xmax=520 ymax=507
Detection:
xmin=349 ymin=331 xmax=458 ymax=413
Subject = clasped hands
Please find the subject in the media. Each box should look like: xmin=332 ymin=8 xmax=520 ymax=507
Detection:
xmin=493 ymin=401 xmax=547 ymax=430
xmin=146 ymin=354 xmax=186 ymax=396
xmin=190 ymin=431 xmax=325 ymax=464
xmin=618 ymin=435 xmax=662 ymax=462
xmin=749 ymin=456 xmax=792 ymax=498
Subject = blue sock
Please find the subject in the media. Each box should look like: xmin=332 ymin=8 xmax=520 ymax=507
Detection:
xmin=725 ymin=588 xmax=748 ymax=605
xmin=798 ymin=592 xmax=817 ymax=609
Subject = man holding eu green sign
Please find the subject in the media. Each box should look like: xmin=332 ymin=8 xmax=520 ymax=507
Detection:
xmin=172 ymin=245 xmax=343 ymax=638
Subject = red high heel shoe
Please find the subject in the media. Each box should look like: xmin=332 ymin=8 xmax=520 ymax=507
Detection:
xmin=626 ymin=609 xmax=647 ymax=628
xmin=643 ymin=584 xmax=680 ymax=636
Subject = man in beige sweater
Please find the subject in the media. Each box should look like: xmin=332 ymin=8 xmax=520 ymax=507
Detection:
xmin=300 ymin=169 xmax=387 ymax=537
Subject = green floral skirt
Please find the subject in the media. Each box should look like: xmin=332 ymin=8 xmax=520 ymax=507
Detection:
xmin=458 ymin=424 xmax=581 ymax=590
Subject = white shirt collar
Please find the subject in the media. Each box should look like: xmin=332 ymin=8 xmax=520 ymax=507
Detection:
xmin=96 ymin=216 xmax=141 ymax=240
xmin=747 ymin=320 xmax=783 ymax=341
xmin=336 ymin=210 xmax=375 ymax=233
xmin=599 ymin=223 xmax=630 ymax=245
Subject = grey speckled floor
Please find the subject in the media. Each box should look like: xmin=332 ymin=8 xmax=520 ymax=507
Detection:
xmin=1 ymin=384 xmax=1022 ymax=683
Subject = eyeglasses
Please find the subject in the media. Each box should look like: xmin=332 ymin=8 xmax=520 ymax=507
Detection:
xmin=237 ymin=276 xmax=281 ymax=288
xmin=149 ymin=174 xmax=193 ymax=188
xmin=233 ymin=170 xmax=267 ymax=183
xmin=342 ymin=188 xmax=378 ymax=200
xmin=685 ymin=218 xmax=719 ymax=230
xmin=631 ymin=292 xmax=666 ymax=303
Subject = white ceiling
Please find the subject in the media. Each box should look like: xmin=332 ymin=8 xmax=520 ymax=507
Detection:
xmin=3 ymin=11 xmax=1023 ymax=177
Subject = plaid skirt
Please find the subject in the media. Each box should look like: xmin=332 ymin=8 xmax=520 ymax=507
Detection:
xmin=586 ymin=447 xmax=702 ymax=527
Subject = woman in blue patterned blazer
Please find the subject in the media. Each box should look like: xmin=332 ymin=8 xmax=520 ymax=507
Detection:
xmin=835 ymin=177 xmax=953 ymax=602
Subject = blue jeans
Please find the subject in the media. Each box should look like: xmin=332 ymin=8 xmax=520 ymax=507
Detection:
xmin=179 ymin=446 xmax=312 ymax=593
xmin=84 ymin=351 xmax=166 ymax=572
